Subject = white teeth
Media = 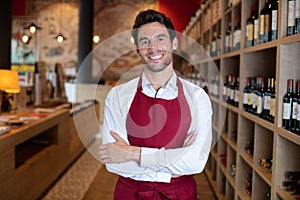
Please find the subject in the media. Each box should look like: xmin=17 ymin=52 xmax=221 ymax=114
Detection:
xmin=150 ymin=54 xmax=163 ymax=60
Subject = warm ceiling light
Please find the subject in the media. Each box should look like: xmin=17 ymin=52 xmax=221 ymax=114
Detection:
xmin=24 ymin=22 xmax=42 ymax=34
xmin=22 ymin=35 xmax=30 ymax=44
xmin=93 ymin=35 xmax=100 ymax=43
xmin=55 ymin=33 xmax=67 ymax=43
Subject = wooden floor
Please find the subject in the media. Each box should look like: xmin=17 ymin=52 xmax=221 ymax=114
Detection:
xmin=83 ymin=166 xmax=216 ymax=200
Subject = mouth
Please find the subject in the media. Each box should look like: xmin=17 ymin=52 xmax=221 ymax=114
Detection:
xmin=148 ymin=53 xmax=164 ymax=61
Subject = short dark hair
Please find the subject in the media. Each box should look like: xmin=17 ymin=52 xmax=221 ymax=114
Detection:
xmin=132 ymin=9 xmax=176 ymax=46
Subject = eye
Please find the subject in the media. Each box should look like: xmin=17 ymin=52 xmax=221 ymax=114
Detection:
xmin=157 ymin=37 xmax=165 ymax=42
xmin=139 ymin=39 xmax=149 ymax=47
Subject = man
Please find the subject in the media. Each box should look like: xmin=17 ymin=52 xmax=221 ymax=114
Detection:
xmin=99 ymin=9 xmax=212 ymax=199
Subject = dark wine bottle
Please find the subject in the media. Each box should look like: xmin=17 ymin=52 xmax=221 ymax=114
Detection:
xmin=257 ymin=77 xmax=266 ymax=117
xmin=288 ymin=0 xmax=296 ymax=36
xmin=225 ymin=23 xmax=232 ymax=53
xmin=285 ymin=171 xmax=300 ymax=180
xmin=296 ymin=80 xmax=300 ymax=134
xmin=230 ymin=75 xmax=236 ymax=105
xmin=243 ymin=77 xmax=251 ymax=111
xmin=264 ymin=0 xmax=272 ymax=42
xmin=260 ymin=0 xmax=271 ymax=43
xmin=223 ymin=75 xmax=229 ymax=101
xmin=269 ymin=78 xmax=276 ymax=122
xmin=234 ymin=16 xmax=241 ymax=50
xmin=234 ymin=76 xmax=239 ymax=107
xmin=296 ymin=0 xmax=300 ymax=34
xmin=292 ymin=80 xmax=299 ymax=133
xmin=263 ymin=78 xmax=272 ymax=120
xmin=282 ymin=79 xmax=294 ymax=131
xmin=271 ymin=0 xmax=279 ymax=40
xmin=246 ymin=5 xmax=256 ymax=47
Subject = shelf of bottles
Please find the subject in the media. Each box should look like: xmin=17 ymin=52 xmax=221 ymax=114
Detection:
xmin=182 ymin=0 xmax=300 ymax=199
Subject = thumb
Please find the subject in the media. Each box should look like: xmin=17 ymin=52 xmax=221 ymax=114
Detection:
xmin=110 ymin=130 xmax=123 ymax=141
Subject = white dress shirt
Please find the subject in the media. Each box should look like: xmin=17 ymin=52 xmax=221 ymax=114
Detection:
xmin=102 ymin=72 xmax=212 ymax=183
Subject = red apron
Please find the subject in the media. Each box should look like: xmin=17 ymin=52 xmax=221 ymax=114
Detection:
xmin=113 ymin=76 xmax=197 ymax=200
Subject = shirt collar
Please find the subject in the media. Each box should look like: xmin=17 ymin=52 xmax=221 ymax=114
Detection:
xmin=141 ymin=71 xmax=178 ymax=92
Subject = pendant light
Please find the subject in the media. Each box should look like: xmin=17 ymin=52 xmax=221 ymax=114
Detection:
xmin=24 ymin=22 xmax=42 ymax=34
xmin=54 ymin=1 xmax=67 ymax=43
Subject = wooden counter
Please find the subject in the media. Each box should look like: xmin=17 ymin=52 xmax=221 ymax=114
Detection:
xmin=0 ymin=101 xmax=99 ymax=200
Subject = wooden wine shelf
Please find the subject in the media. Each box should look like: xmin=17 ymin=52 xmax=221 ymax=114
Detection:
xmin=277 ymin=189 xmax=298 ymax=200
xmin=238 ymin=191 xmax=251 ymax=200
xmin=241 ymin=151 xmax=254 ymax=168
xmin=183 ymin=0 xmax=300 ymax=199
xmin=277 ymin=127 xmax=300 ymax=146
xmin=254 ymin=165 xmax=272 ymax=186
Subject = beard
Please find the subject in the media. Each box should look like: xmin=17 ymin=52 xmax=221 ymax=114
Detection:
xmin=142 ymin=51 xmax=173 ymax=73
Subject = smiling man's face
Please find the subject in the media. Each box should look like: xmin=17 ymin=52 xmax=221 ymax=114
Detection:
xmin=137 ymin=22 xmax=177 ymax=73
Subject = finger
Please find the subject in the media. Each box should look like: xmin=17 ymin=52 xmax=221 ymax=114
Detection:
xmin=110 ymin=130 xmax=123 ymax=141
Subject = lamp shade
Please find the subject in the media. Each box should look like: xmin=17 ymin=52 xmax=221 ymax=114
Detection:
xmin=0 ymin=70 xmax=20 ymax=93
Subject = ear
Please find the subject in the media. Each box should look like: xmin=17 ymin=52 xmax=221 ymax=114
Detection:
xmin=172 ymin=37 xmax=178 ymax=51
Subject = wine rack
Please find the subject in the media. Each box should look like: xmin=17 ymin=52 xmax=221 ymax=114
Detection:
xmin=182 ymin=0 xmax=300 ymax=199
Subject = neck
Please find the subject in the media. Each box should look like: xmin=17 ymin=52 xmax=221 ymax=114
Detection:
xmin=144 ymin=66 xmax=174 ymax=91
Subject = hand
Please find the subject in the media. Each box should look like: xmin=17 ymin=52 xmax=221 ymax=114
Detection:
xmin=99 ymin=130 xmax=141 ymax=164
xmin=182 ymin=132 xmax=196 ymax=147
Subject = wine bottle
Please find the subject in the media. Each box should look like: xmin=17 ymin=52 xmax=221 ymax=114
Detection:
xmin=295 ymin=80 xmax=300 ymax=134
xmin=285 ymin=171 xmax=300 ymax=180
xmin=264 ymin=0 xmax=272 ymax=42
xmin=223 ymin=75 xmax=229 ymax=101
xmin=282 ymin=79 xmax=294 ymax=131
xmin=230 ymin=75 xmax=236 ymax=105
xmin=257 ymin=77 xmax=266 ymax=117
xmin=246 ymin=5 xmax=256 ymax=47
xmin=288 ymin=0 xmax=296 ymax=36
xmin=225 ymin=23 xmax=232 ymax=53
xmin=249 ymin=77 xmax=257 ymax=114
xmin=253 ymin=77 xmax=259 ymax=114
xmin=263 ymin=78 xmax=272 ymax=120
xmin=282 ymin=180 xmax=300 ymax=191
xmin=271 ymin=0 xmax=279 ymax=40
xmin=234 ymin=76 xmax=239 ymax=107
xmin=254 ymin=7 xmax=259 ymax=45
xmin=269 ymin=78 xmax=276 ymax=122
xmin=260 ymin=0 xmax=271 ymax=43
xmin=296 ymin=0 xmax=300 ymax=34
xmin=234 ymin=16 xmax=241 ymax=50
xmin=292 ymin=80 xmax=299 ymax=133
xmin=227 ymin=75 xmax=232 ymax=103
xmin=211 ymin=31 xmax=217 ymax=56
xmin=243 ymin=77 xmax=251 ymax=111
xmin=259 ymin=158 xmax=272 ymax=169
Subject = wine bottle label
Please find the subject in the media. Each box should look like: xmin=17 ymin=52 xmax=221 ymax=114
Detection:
xmin=257 ymin=96 xmax=263 ymax=114
xmin=248 ymin=24 xmax=254 ymax=40
xmin=265 ymin=14 xmax=271 ymax=31
xmin=297 ymin=104 xmax=300 ymax=120
xmin=272 ymin=10 xmax=278 ymax=31
xmin=227 ymin=87 xmax=231 ymax=99
xmin=288 ymin=1 xmax=296 ymax=26
xmin=260 ymin=15 xmax=265 ymax=35
xmin=254 ymin=19 xmax=259 ymax=39
xmin=292 ymin=102 xmax=298 ymax=119
xmin=252 ymin=93 xmax=257 ymax=108
xmin=246 ymin=24 xmax=249 ymax=38
xmin=271 ymin=98 xmax=276 ymax=117
xmin=295 ymin=0 xmax=300 ymax=18
xmin=248 ymin=93 xmax=252 ymax=105
xmin=243 ymin=92 xmax=248 ymax=104
xmin=264 ymin=95 xmax=271 ymax=110
xmin=225 ymin=35 xmax=230 ymax=48
xmin=283 ymin=102 xmax=292 ymax=119
xmin=234 ymin=90 xmax=239 ymax=102
xmin=234 ymin=30 xmax=241 ymax=46
xmin=230 ymin=88 xmax=234 ymax=100
xmin=223 ymin=86 xmax=227 ymax=97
